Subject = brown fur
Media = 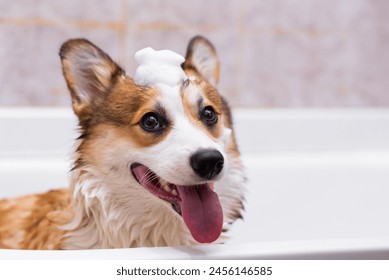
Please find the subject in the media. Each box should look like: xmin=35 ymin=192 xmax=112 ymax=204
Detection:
xmin=182 ymin=36 xmax=220 ymax=86
xmin=78 ymin=82 xmax=174 ymax=149
xmin=180 ymin=80 xmax=224 ymax=140
xmin=0 ymin=189 xmax=71 ymax=249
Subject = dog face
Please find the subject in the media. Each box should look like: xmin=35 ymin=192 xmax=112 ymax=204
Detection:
xmin=60 ymin=36 xmax=244 ymax=247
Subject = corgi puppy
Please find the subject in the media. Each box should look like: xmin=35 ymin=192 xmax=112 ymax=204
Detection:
xmin=0 ymin=36 xmax=246 ymax=249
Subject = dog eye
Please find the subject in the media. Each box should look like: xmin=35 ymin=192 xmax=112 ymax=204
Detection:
xmin=140 ymin=112 xmax=164 ymax=132
xmin=201 ymin=106 xmax=218 ymax=125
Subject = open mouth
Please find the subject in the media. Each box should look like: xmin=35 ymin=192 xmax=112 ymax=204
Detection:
xmin=131 ymin=163 xmax=223 ymax=243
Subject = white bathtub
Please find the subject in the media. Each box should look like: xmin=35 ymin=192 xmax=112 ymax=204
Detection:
xmin=1 ymin=108 xmax=389 ymax=259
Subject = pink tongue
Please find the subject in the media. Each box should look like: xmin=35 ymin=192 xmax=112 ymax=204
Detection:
xmin=177 ymin=184 xmax=223 ymax=243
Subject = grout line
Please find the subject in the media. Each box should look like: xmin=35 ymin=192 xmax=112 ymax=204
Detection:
xmin=243 ymin=26 xmax=350 ymax=37
xmin=134 ymin=22 xmax=222 ymax=32
xmin=118 ymin=0 xmax=129 ymax=66
xmin=0 ymin=17 xmax=228 ymax=33
xmin=0 ymin=17 xmax=348 ymax=37
xmin=234 ymin=0 xmax=247 ymax=105
xmin=0 ymin=18 xmax=122 ymax=30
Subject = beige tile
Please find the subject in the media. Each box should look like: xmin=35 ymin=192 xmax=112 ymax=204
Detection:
xmin=0 ymin=0 xmax=122 ymax=22
xmin=0 ymin=25 xmax=120 ymax=106
xmin=244 ymin=0 xmax=368 ymax=30
xmin=347 ymin=26 xmax=389 ymax=106
xmin=128 ymin=0 xmax=240 ymax=27
xmin=349 ymin=0 xmax=389 ymax=28
xmin=0 ymin=0 xmax=388 ymax=107
xmin=239 ymin=31 xmax=352 ymax=107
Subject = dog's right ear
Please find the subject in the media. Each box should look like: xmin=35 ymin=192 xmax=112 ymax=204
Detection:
xmin=182 ymin=36 xmax=220 ymax=87
xmin=59 ymin=39 xmax=124 ymax=121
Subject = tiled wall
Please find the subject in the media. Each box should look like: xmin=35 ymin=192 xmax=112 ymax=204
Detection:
xmin=0 ymin=0 xmax=388 ymax=107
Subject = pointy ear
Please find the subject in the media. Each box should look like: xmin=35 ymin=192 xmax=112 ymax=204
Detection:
xmin=182 ymin=36 xmax=220 ymax=87
xmin=59 ymin=38 xmax=124 ymax=121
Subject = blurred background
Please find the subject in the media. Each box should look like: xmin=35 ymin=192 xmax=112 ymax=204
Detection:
xmin=0 ymin=0 xmax=388 ymax=108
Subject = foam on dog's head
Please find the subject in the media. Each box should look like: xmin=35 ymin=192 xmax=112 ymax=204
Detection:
xmin=134 ymin=47 xmax=187 ymax=87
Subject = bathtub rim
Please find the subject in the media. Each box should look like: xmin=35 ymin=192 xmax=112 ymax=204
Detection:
xmin=1 ymin=237 xmax=389 ymax=260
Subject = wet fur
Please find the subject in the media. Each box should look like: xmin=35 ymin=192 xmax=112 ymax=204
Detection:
xmin=0 ymin=36 xmax=245 ymax=249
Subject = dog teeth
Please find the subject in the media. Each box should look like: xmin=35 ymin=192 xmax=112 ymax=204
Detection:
xmin=163 ymin=185 xmax=172 ymax=193
xmin=160 ymin=183 xmax=178 ymax=196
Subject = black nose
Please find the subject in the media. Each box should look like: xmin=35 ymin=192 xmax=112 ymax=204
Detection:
xmin=190 ymin=149 xmax=224 ymax=180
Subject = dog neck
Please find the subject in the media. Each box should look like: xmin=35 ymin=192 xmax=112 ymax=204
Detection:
xmin=62 ymin=168 xmax=195 ymax=249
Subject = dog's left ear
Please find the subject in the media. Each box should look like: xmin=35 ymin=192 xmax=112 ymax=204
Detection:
xmin=59 ymin=39 xmax=124 ymax=121
xmin=182 ymin=36 xmax=220 ymax=86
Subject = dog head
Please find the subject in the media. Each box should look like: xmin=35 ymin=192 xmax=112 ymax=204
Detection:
xmin=60 ymin=36 xmax=245 ymax=247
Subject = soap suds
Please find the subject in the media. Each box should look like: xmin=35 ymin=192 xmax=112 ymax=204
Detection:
xmin=134 ymin=47 xmax=187 ymax=87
